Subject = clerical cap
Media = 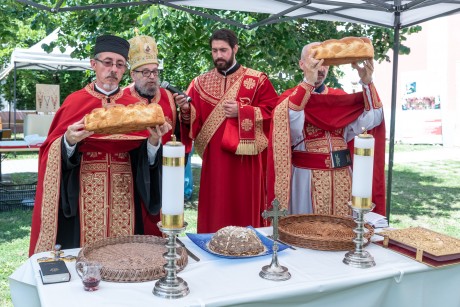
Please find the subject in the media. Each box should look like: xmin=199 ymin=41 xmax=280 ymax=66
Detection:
xmin=128 ymin=35 xmax=159 ymax=71
xmin=94 ymin=35 xmax=130 ymax=60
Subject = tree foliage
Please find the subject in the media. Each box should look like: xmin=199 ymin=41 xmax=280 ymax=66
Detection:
xmin=1 ymin=3 xmax=421 ymax=110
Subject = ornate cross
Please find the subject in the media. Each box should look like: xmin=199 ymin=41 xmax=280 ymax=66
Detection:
xmin=262 ymin=198 xmax=287 ymax=241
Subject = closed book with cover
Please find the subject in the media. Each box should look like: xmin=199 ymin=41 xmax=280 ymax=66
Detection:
xmin=39 ymin=260 xmax=71 ymax=284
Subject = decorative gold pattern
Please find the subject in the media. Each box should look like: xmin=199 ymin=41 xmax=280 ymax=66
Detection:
xmin=255 ymin=108 xmax=268 ymax=152
xmin=194 ymin=68 xmax=248 ymax=157
xmin=85 ymin=82 xmax=124 ymax=106
xmin=272 ymin=99 xmax=291 ymax=210
xmin=380 ymin=227 xmax=460 ymax=257
xmin=194 ymin=68 xmax=245 ymax=105
xmin=80 ymin=152 xmax=135 ymax=247
xmin=288 ymin=83 xmax=314 ymax=111
xmin=243 ymin=78 xmax=256 ymax=90
xmin=369 ymin=83 xmax=383 ymax=109
xmin=35 ymin=137 xmax=62 ymax=253
xmin=311 ymin=168 xmax=351 ymax=216
xmin=241 ymin=118 xmax=253 ymax=132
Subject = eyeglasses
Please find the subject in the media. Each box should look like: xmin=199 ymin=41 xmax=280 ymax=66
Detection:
xmin=133 ymin=69 xmax=159 ymax=78
xmin=94 ymin=58 xmax=127 ymax=70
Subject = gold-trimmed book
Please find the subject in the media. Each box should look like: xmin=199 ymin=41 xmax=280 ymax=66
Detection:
xmin=375 ymin=227 xmax=460 ymax=267
xmin=39 ymin=260 xmax=71 ymax=284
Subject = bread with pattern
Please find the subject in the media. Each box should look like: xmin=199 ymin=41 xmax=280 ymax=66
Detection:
xmin=84 ymin=103 xmax=165 ymax=134
xmin=208 ymin=226 xmax=265 ymax=256
xmin=310 ymin=37 xmax=374 ymax=66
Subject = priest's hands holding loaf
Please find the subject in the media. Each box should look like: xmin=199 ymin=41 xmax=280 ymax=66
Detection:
xmin=65 ymin=118 xmax=94 ymax=146
xmin=351 ymin=59 xmax=374 ymax=85
xmin=147 ymin=122 xmax=172 ymax=146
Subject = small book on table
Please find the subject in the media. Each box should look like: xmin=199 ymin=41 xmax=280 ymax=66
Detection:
xmin=39 ymin=260 xmax=71 ymax=284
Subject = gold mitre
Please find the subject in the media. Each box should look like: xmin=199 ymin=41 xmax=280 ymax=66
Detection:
xmin=128 ymin=33 xmax=159 ymax=71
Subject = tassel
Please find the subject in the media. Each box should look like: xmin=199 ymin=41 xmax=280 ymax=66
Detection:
xmin=236 ymin=140 xmax=258 ymax=155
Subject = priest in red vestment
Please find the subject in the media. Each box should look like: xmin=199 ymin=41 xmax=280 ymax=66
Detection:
xmin=175 ymin=29 xmax=278 ymax=233
xmin=267 ymin=42 xmax=386 ymax=218
xmin=29 ymin=35 xmax=172 ymax=256
xmin=124 ymin=33 xmax=177 ymax=145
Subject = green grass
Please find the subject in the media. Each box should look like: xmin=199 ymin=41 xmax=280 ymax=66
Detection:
xmin=1 ymin=145 xmax=459 ymax=306
xmin=389 ymin=160 xmax=460 ymax=238
xmin=0 ymin=211 xmax=33 ymax=307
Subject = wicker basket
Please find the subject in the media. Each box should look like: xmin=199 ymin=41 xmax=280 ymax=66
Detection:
xmin=77 ymin=235 xmax=188 ymax=282
xmin=279 ymin=214 xmax=374 ymax=251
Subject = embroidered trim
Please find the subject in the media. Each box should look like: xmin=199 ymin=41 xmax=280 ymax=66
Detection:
xmin=84 ymin=82 xmax=124 ymax=106
xmin=194 ymin=68 xmax=250 ymax=157
xmin=311 ymin=168 xmax=351 ymax=216
xmin=272 ymin=99 xmax=291 ymax=210
xmin=35 ymin=137 xmax=62 ymax=253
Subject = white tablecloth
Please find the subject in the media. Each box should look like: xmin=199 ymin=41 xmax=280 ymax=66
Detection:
xmin=9 ymin=228 xmax=460 ymax=307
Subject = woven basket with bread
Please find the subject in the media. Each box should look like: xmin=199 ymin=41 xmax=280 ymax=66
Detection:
xmin=311 ymin=37 xmax=374 ymax=66
xmin=84 ymin=103 xmax=165 ymax=134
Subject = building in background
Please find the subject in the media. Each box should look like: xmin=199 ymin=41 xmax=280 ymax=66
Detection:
xmin=341 ymin=15 xmax=460 ymax=147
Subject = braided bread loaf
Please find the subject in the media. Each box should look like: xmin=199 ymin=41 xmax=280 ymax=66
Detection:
xmin=310 ymin=37 xmax=374 ymax=66
xmin=84 ymin=103 xmax=165 ymax=134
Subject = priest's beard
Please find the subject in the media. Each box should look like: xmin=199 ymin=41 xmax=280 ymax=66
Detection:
xmin=213 ymin=51 xmax=234 ymax=72
xmin=136 ymin=79 xmax=159 ymax=97
xmin=102 ymin=72 xmax=119 ymax=91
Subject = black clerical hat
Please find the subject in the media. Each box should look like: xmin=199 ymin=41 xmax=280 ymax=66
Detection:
xmin=94 ymin=35 xmax=130 ymax=60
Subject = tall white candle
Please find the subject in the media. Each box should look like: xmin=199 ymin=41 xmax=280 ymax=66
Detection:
xmin=162 ymin=138 xmax=185 ymax=228
xmin=351 ymin=133 xmax=374 ymax=209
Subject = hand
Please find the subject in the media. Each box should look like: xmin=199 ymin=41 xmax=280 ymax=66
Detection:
xmin=173 ymin=93 xmax=190 ymax=113
xmin=352 ymin=59 xmax=374 ymax=85
xmin=65 ymin=117 xmax=93 ymax=146
xmin=223 ymin=100 xmax=238 ymax=118
xmin=147 ymin=122 xmax=172 ymax=146
xmin=300 ymin=50 xmax=324 ymax=85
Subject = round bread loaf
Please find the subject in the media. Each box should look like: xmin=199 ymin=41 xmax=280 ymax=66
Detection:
xmin=310 ymin=37 xmax=374 ymax=66
xmin=84 ymin=103 xmax=165 ymax=134
xmin=208 ymin=226 xmax=265 ymax=256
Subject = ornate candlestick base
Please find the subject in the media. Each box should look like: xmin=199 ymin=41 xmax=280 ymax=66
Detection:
xmin=343 ymin=202 xmax=376 ymax=268
xmin=153 ymin=222 xmax=190 ymax=299
xmin=260 ymin=199 xmax=291 ymax=281
xmin=259 ymin=242 xmax=291 ymax=281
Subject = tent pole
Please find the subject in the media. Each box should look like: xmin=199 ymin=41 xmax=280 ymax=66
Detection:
xmin=386 ymin=10 xmax=401 ymax=223
xmin=13 ymin=63 xmax=17 ymax=140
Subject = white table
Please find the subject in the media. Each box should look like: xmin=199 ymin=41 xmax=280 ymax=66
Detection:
xmin=9 ymin=228 xmax=460 ymax=307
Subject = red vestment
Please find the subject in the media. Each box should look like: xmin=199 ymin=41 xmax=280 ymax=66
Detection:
xmin=181 ymin=65 xmax=278 ymax=233
xmin=268 ymin=83 xmax=386 ymax=216
xmin=30 ymin=83 xmax=162 ymax=256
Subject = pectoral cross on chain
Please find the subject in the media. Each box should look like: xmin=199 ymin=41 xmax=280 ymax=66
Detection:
xmin=262 ymin=199 xmax=287 ymax=242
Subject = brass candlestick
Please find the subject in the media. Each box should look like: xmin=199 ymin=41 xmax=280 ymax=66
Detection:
xmin=153 ymin=222 xmax=189 ymax=299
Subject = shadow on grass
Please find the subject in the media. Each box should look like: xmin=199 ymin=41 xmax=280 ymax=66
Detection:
xmin=0 ymin=210 xmax=32 ymax=244
xmin=390 ymin=162 xmax=460 ymax=220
